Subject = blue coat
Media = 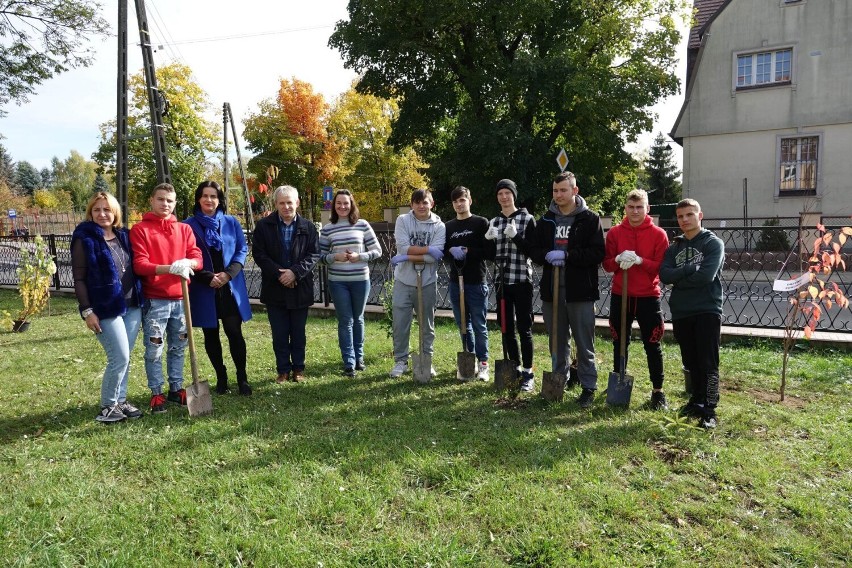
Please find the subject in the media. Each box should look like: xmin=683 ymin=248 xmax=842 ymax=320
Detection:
xmin=184 ymin=214 xmax=252 ymax=328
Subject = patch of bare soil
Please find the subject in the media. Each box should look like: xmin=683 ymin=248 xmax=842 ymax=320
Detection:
xmin=747 ymin=388 xmax=807 ymax=409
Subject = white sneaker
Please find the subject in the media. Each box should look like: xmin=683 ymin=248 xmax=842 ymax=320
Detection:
xmin=477 ymin=362 xmax=490 ymax=382
xmin=390 ymin=360 xmax=409 ymax=378
xmin=430 ymin=366 xmax=437 ymax=378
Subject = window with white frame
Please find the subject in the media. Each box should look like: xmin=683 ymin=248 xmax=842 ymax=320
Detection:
xmin=736 ymin=48 xmax=792 ymax=88
xmin=778 ymin=136 xmax=818 ymax=196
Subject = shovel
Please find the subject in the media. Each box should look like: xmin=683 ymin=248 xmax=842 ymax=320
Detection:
xmin=456 ymin=273 xmax=476 ymax=380
xmin=411 ymin=264 xmax=432 ymax=384
xmin=494 ymin=259 xmax=518 ymax=391
xmin=181 ymin=278 xmax=213 ymax=416
xmin=606 ymin=269 xmax=634 ymax=407
xmin=542 ymin=265 xmax=566 ymax=402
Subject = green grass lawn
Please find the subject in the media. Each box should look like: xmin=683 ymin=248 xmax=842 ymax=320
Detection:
xmin=0 ymin=290 xmax=850 ymax=566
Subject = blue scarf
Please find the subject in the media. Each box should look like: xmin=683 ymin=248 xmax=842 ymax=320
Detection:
xmin=194 ymin=210 xmax=224 ymax=251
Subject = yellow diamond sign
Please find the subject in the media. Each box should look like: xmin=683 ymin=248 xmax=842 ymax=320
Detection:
xmin=556 ymin=148 xmax=569 ymax=172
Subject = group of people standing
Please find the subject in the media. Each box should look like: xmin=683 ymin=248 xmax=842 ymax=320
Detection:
xmin=385 ymin=174 xmax=723 ymax=429
xmin=72 ymin=181 xmax=251 ymax=422
xmin=71 ymin=173 xmax=724 ymax=431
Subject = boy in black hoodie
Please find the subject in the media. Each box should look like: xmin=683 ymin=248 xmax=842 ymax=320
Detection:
xmin=659 ymin=198 xmax=724 ymax=429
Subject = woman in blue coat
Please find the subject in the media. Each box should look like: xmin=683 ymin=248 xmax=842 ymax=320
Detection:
xmin=184 ymin=181 xmax=253 ymax=395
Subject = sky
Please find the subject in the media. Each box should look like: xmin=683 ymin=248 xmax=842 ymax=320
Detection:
xmin=0 ymin=0 xmax=688 ymax=174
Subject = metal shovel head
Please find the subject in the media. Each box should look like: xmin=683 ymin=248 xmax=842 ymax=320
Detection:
xmin=412 ymin=352 xmax=432 ymax=384
xmin=457 ymin=351 xmax=476 ymax=380
xmin=542 ymin=370 xmax=566 ymax=402
xmin=187 ymin=379 xmax=213 ymax=416
xmin=494 ymin=359 xmax=518 ymax=391
xmin=606 ymin=369 xmax=634 ymax=407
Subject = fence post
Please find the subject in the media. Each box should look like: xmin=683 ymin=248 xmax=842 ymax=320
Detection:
xmin=46 ymin=234 xmax=60 ymax=290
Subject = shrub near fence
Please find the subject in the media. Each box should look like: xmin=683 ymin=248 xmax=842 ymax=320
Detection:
xmin=1 ymin=222 xmax=850 ymax=332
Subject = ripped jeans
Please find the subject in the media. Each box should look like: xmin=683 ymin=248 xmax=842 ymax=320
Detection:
xmin=142 ymin=298 xmax=188 ymax=394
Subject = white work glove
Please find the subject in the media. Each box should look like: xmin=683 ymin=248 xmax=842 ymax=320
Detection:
xmin=169 ymin=259 xmax=195 ymax=280
xmin=485 ymin=222 xmax=501 ymax=241
xmin=503 ymin=220 xmax=518 ymax=239
xmin=619 ymin=259 xmax=635 ymax=270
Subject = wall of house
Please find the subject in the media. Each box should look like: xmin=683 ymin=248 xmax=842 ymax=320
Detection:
xmin=675 ymin=0 xmax=852 ymax=218
xmin=682 ymin=124 xmax=852 ymax=218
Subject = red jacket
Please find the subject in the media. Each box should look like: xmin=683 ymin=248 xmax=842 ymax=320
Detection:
xmin=603 ymin=215 xmax=668 ymax=297
xmin=130 ymin=212 xmax=202 ymax=300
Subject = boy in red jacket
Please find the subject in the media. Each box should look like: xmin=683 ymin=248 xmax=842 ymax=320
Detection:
xmin=602 ymin=189 xmax=670 ymax=410
xmin=130 ymin=183 xmax=203 ymax=413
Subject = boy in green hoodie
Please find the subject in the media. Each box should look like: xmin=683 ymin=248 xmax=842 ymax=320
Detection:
xmin=659 ymin=198 xmax=724 ymax=429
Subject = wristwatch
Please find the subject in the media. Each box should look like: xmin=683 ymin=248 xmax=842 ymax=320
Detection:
xmin=81 ymin=308 xmax=94 ymax=319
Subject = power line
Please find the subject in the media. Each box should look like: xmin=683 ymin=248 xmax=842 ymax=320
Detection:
xmin=157 ymin=24 xmax=334 ymax=47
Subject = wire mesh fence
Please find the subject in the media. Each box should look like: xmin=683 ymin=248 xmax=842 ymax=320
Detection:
xmin=1 ymin=221 xmax=850 ymax=332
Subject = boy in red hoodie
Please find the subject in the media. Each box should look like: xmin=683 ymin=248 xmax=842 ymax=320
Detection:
xmin=130 ymin=183 xmax=203 ymax=413
xmin=602 ymin=189 xmax=670 ymax=410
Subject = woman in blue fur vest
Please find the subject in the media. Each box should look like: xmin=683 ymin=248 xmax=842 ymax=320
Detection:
xmin=184 ymin=181 xmax=253 ymax=395
xmin=71 ymin=192 xmax=144 ymax=423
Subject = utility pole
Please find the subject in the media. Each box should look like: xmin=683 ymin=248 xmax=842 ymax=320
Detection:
xmin=135 ymin=0 xmax=170 ymax=185
xmin=115 ymin=0 xmax=171 ymax=220
xmin=116 ymin=0 xmax=129 ymax=221
xmin=223 ymin=102 xmax=255 ymax=232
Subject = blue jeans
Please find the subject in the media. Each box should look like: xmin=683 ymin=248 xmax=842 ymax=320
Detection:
xmin=329 ymin=279 xmax=369 ymax=369
xmin=95 ymin=307 xmax=142 ymax=407
xmin=142 ymin=299 xmax=187 ymax=394
xmin=267 ymin=304 xmax=308 ymax=374
xmin=448 ymin=281 xmax=489 ymax=362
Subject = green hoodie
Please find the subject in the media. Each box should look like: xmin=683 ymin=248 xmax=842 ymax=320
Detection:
xmin=659 ymin=228 xmax=724 ymax=320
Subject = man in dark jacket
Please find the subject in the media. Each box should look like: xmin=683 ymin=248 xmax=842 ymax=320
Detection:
xmin=529 ymin=171 xmax=605 ymax=408
xmin=660 ymin=198 xmax=724 ymax=429
xmin=252 ymin=185 xmax=319 ymax=383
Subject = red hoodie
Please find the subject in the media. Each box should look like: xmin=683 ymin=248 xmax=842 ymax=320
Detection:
xmin=603 ymin=215 xmax=669 ymax=297
xmin=130 ymin=212 xmax=202 ymax=300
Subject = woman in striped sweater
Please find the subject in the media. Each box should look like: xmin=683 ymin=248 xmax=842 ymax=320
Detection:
xmin=319 ymin=190 xmax=383 ymax=376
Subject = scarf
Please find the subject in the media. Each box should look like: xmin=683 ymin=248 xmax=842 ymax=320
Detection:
xmin=194 ymin=210 xmax=224 ymax=251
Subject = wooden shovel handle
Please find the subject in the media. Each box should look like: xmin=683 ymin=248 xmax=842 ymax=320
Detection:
xmin=181 ymin=278 xmax=200 ymax=387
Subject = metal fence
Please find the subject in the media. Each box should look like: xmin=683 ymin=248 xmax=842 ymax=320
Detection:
xmin=1 ymin=223 xmax=850 ymax=332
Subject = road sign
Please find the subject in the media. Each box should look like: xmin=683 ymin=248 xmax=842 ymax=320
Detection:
xmin=7 ymin=209 xmax=16 ymax=219
xmin=556 ymin=148 xmax=569 ymax=172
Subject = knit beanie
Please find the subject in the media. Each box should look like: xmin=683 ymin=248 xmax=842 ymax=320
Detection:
xmin=495 ymin=179 xmax=517 ymax=200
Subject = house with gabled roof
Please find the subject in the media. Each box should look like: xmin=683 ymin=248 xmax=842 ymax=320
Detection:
xmin=671 ymin=0 xmax=852 ymax=218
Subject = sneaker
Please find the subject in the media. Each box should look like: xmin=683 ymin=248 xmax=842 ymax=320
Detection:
xmin=118 ymin=401 xmax=143 ymax=419
xmin=650 ymin=391 xmax=668 ymax=411
xmin=699 ymin=409 xmax=718 ymax=429
xmin=150 ymin=393 xmax=167 ymax=414
xmin=577 ymin=388 xmax=595 ymax=409
xmin=355 ymin=359 xmax=366 ymax=371
xmin=343 ymin=367 xmax=355 ymax=377
xmin=519 ymin=371 xmax=535 ymax=392
xmin=477 ymin=362 xmax=490 ymax=382
xmin=95 ymin=403 xmax=127 ymax=423
xmin=167 ymin=389 xmax=187 ymax=406
xmin=390 ymin=360 xmax=409 ymax=378
xmin=430 ymin=366 xmax=438 ymax=378
xmin=678 ymin=401 xmax=703 ymax=418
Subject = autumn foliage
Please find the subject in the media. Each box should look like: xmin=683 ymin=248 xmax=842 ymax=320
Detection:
xmin=780 ymin=221 xmax=851 ymax=400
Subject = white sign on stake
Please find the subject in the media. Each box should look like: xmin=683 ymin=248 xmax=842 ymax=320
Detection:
xmin=772 ymin=272 xmax=812 ymax=292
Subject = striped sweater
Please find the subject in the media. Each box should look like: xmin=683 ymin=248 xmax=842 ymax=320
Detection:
xmin=319 ymin=219 xmax=383 ymax=281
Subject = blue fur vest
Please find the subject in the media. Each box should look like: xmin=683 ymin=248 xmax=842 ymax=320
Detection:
xmin=71 ymin=222 xmax=142 ymax=319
